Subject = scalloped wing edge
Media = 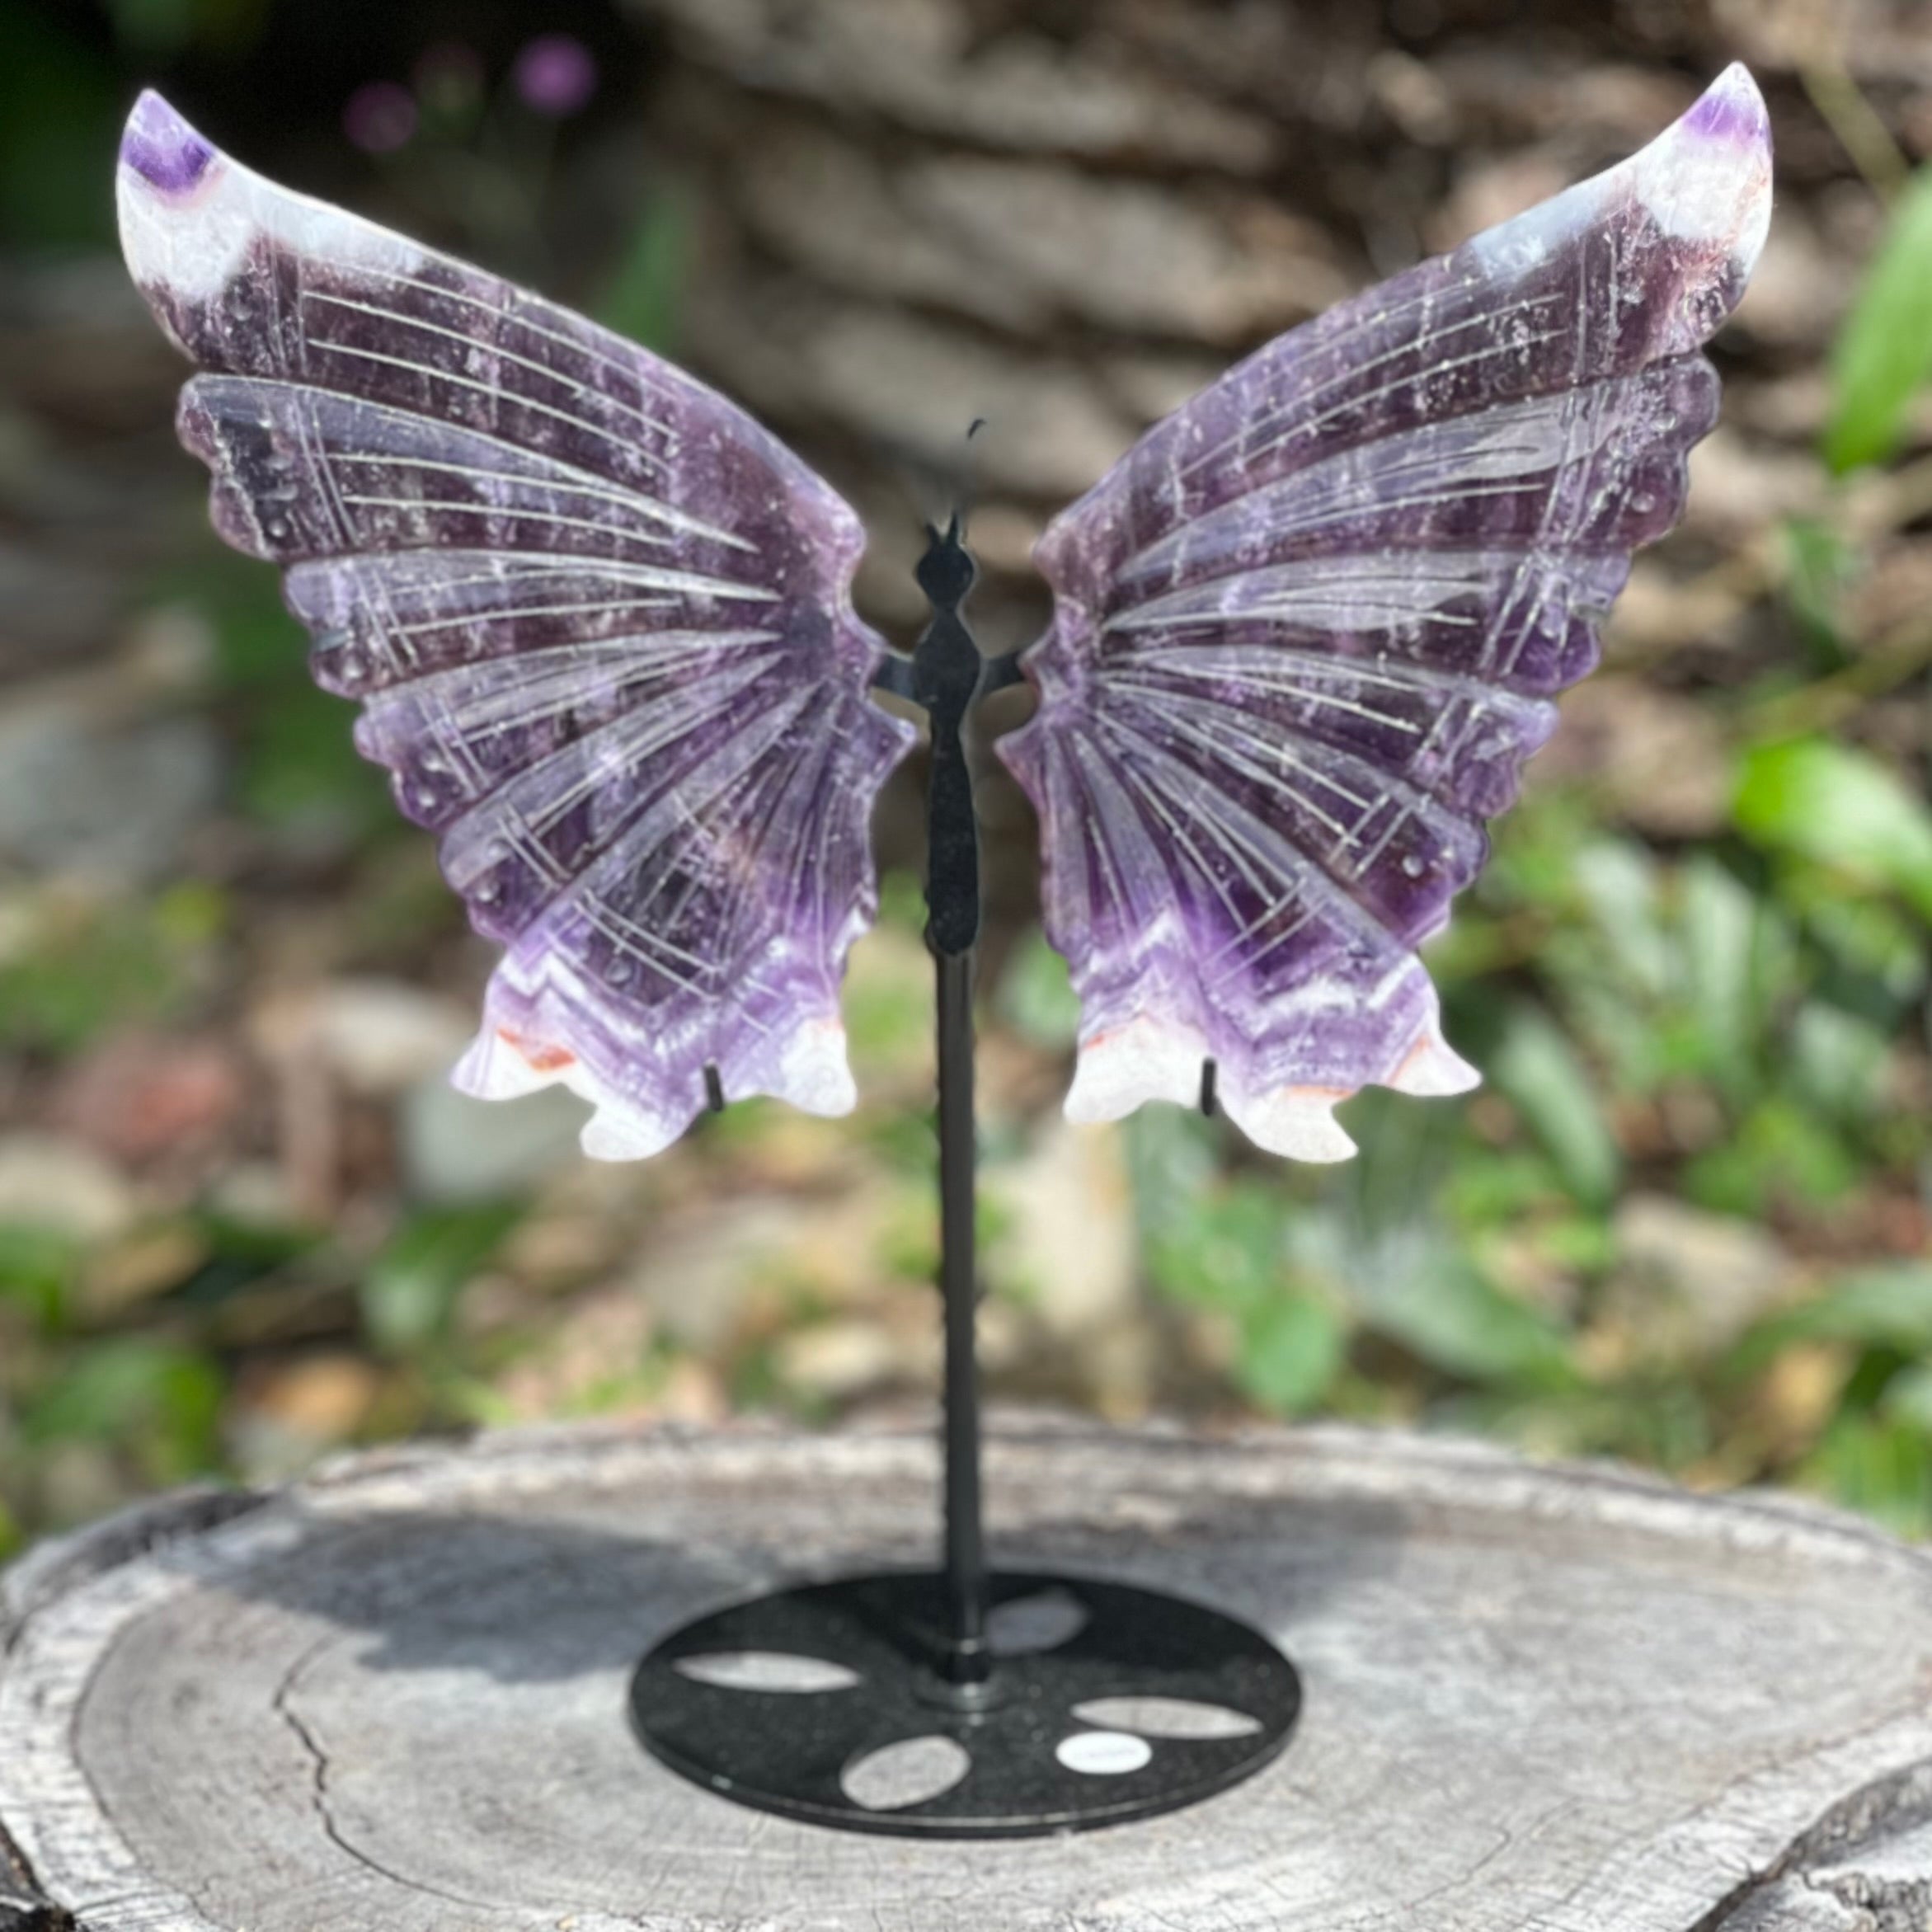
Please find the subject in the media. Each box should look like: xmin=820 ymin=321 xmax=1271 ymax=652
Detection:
xmin=1064 ymin=1001 xmax=1478 ymax=1163
xmin=455 ymin=985 xmax=861 ymax=1163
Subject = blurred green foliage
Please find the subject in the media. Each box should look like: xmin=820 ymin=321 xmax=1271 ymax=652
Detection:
xmin=0 ymin=0 xmax=703 ymax=1560
xmin=362 ymin=1203 xmax=523 ymax=1356
xmin=595 ymin=190 xmax=691 ymax=356
xmin=9 ymin=21 xmax=1932 ymax=1567
xmin=1826 ymin=167 xmax=1932 ymax=472
xmin=0 ymin=6 xmax=120 ymax=247
xmin=0 ymin=884 xmax=225 ymax=1056
xmin=1103 ymin=142 xmax=1932 ymax=1535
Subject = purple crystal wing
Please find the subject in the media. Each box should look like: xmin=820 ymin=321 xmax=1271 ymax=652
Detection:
xmin=997 ymin=64 xmax=1771 ymax=1160
xmin=117 ymin=91 xmax=916 ymax=1160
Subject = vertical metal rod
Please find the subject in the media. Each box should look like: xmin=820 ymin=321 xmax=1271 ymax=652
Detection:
xmin=934 ymin=946 xmax=989 ymax=1684
xmin=900 ymin=514 xmax=996 ymax=1692
xmin=905 ymin=513 xmax=992 ymax=1689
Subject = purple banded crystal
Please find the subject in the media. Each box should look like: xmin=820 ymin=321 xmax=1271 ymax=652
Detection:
xmin=117 ymin=91 xmax=915 ymax=1162
xmin=120 ymin=89 xmax=214 ymax=196
xmin=997 ymin=63 xmax=1773 ymax=1162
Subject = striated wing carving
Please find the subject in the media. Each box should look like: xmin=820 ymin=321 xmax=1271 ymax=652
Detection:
xmin=118 ymin=92 xmax=916 ymax=1159
xmin=997 ymin=65 xmax=1773 ymax=1159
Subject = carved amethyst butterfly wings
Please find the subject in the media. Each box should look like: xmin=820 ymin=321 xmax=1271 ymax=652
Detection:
xmin=118 ymin=90 xmax=916 ymax=1160
xmin=116 ymin=71 xmax=1771 ymax=1164
xmin=1000 ymin=67 xmax=1772 ymax=1157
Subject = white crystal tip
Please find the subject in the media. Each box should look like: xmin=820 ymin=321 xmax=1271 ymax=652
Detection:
xmin=1634 ymin=62 xmax=1773 ymax=268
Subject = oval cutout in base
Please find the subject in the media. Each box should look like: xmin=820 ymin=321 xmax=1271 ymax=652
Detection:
xmin=1055 ymin=1732 xmax=1154 ymax=1776
xmin=987 ymin=1586 xmax=1089 ymax=1657
xmin=631 ymin=1568 xmax=1301 ymax=1838
xmin=844 ymin=1736 xmax=972 ymax=1811
xmin=1071 ymin=1695 xmax=1262 ymax=1741
xmin=672 ymin=1652 xmax=861 ymax=1694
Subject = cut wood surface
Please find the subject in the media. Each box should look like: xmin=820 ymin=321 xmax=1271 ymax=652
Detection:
xmin=2 ymin=1417 xmax=1932 ymax=1930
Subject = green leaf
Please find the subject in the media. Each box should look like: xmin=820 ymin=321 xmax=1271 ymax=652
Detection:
xmin=362 ymin=1202 xmax=521 ymax=1356
xmin=1146 ymin=1183 xmax=1285 ymax=1316
xmin=239 ymin=683 xmax=390 ymax=844
xmin=842 ymin=933 xmax=930 ymax=1072
xmin=1236 ymin=1290 xmax=1345 ymax=1414
xmin=875 ymin=870 xmax=928 ymax=935
xmin=1477 ymin=786 xmax=1596 ymax=917
xmin=595 ymin=190 xmax=689 ymax=355
xmin=1733 ymin=737 xmax=1932 ymax=921
xmin=22 ymin=1339 xmax=224 ymax=1483
xmin=997 ymin=928 xmax=1083 ymax=1048
xmin=1739 ymin=1262 xmax=1932 ymax=1361
xmin=1789 ymin=1000 xmax=1892 ymax=1120
xmin=0 ymin=1224 xmax=82 ymax=1331
xmin=1363 ymin=1257 xmax=1579 ymax=1390
xmin=1882 ymin=1362 xmax=1932 ymax=1432
xmin=158 ymin=544 xmax=306 ymax=693
xmin=1684 ymin=1097 xmax=1860 ymax=1216
xmin=1122 ymin=1107 xmax=1220 ymax=1242
xmin=1679 ymin=855 xmax=1761 ymax=1084
xmin=0 ymin=895 xmax=216 ymax=1055
xmin=1779 ymin=517 xmax=1855 ymax=669
xmin=1441 ymin=1147 xmax=1572 ymax=1230
xmin=1488 ymin=1006 xmax=1621 ymax=1209
xmin=1804 ymin=1413 xmax=1932 ymax=1535
xmin=1778 ymin=867 xmax=1929 ymax=998
xmin=1826 ymin=167 xmax=1932 ymax=472
xmin=1573 ymin=840 xmax=1670 ymax=995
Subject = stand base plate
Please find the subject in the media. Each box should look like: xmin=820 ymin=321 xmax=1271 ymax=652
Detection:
xmin=630 ymin=1569 xmax=1301 ymax=1837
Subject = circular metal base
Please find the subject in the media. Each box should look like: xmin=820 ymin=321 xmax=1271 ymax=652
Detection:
xmin=629 ymin=1569 xmax=1301 ymax=1838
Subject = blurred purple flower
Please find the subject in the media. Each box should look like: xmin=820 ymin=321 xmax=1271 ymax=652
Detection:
xmin=512 ymin=35 xmax=598 ymax=117
xmin=343 ymin=81 xmax=417 ymax=155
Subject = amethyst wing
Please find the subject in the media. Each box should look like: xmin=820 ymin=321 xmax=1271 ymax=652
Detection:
xmin=117 ymin=92 xmax=916 ymax=1161
xmin=997 ymin=64 xmax=1772 ymax=1161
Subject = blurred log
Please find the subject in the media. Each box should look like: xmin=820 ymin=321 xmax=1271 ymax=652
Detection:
xmin=4 ymin=1417 xmax=1932 ymax=1930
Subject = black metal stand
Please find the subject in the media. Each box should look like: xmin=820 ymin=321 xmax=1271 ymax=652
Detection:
xmin=629 ymin=520 xmax=1301 ymax=1836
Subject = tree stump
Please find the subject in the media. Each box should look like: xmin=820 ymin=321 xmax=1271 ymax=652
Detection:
xmin=2 ymin=1417 xmax=1931 ymax=1930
